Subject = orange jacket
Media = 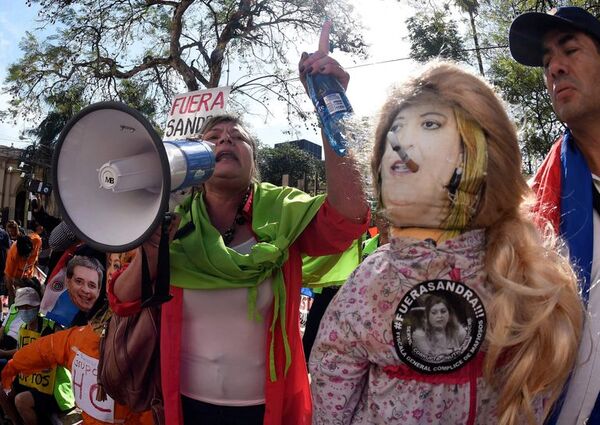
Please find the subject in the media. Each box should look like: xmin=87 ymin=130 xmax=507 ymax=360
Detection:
xmin=29 ymin=233 xmax=42 ymax=265
xmin=4 ymin=242 xmax=35 ymax=280
xmin=1 ymin=324 xmax=153 ymax=425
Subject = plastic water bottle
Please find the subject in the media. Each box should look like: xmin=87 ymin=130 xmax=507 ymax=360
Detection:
xmin=306 ymin=73 xmax=354 ymax=157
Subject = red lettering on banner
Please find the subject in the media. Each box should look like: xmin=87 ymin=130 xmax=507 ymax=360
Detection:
xmin=212 ymin=91 xmax=224 ymax=109
xmin=198 ymin=93 xmax=212 ymax=112
xmin=170 ymin=97 xmax=184 ymax=115
xmin=188 ymin=94 xmax=200 ymax=113
xmin=170 ymin=90 xmax=226 ymax=116
xmin=72 ymin=368 xmax=84 ymax=399
xmin=89 ymin=384 xmax=111 ymax=412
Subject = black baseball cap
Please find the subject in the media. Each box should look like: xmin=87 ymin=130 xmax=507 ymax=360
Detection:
xmin=509 ymin=6 xmax=600 ymax=67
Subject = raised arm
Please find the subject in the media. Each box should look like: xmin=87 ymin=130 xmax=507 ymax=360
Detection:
xmin=110 ymin=215 xmax=180 ymax=308
xmin=299 ymin=21 xmax=368 ymax=223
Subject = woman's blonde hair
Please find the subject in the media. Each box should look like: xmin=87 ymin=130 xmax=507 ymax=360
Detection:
xmin=371 ymin=62 xmax=583 ymax=424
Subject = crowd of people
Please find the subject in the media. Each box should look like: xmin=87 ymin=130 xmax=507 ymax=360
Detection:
xmin=0 ymin=5 xmax=598 ymax=425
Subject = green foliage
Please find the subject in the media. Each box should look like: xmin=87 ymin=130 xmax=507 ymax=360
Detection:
xmin=488 ymin=55 xmax=563 ymax=173
xmin=22 ymin=86 xmax=87 ymax=176
xmin=30 ymin=87 xmax=85 ymax=137
xmin=21 ymin=79 xmax=158 ymax=179
xmin=477 ymin=0 xmax=600 ymax=170
xmin=405 ymin=0 xmax=600 ymax=170
xmin=118 ymin=80 xmax=158 ymax=123
xmin=453 ymin=0 xmax=485 ymax=75
xmin=257 ymin=143 xmax=324 ymax=192
xmin=406 ymin=9 xmax=468 ymax=63
xmin=4 ymin=0 xmax=367 ymax=128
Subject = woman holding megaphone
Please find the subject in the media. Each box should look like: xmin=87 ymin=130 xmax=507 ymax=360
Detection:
xmin=108 ymin=21 xmax=369 ymax=425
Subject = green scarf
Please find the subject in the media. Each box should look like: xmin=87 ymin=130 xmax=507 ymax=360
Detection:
xmin=170 ymin=182 xmax=325 ymax=381
xmin=302 ymin=237 xmax=363 ymax=290
xmin=361 ymin=234 xmax=380 ymax=259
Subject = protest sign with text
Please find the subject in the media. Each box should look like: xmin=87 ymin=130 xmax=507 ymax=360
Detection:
xmin=163 ymin=86 xmax=230 ymax=141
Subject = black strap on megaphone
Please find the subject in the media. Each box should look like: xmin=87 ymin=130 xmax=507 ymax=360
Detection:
xmin=140 ymin=213 xmax=174 ymax=308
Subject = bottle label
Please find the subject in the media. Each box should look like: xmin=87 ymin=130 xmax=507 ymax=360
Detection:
xmin=323 ymin=93 xmax=348 ymax=115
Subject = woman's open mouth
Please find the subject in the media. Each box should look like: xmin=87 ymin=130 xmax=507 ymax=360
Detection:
xmin=216 ymin=151 xmax=238 ymax=162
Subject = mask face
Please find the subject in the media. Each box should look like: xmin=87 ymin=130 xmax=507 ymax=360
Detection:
xmin=381 ymin=102 xmax=462 ymax=228
xmin=18 ymin=308 xmax=39 ymax=324
xmin=67 ymin=265 xmax=101 ymax=312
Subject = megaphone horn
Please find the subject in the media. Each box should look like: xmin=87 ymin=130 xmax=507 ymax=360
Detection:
xmin=53 ymin=101 xmax=215 ymax=253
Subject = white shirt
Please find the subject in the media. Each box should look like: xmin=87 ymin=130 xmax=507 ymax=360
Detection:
xmin=180 ymin=237 xmax=274 ymax=406
xmin=558 ymin=175 xmax=600 ymax=425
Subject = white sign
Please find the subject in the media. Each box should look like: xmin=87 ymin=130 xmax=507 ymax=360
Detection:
xmin=163 ymin=86 xmax=231 ymax=141
xmin=72 ymin=351 xmax=115 ymax=423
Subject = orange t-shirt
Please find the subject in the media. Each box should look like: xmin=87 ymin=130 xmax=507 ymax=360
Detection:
xmin=4 ymin=242 xmax=35 ymax=279
xmin=5 ymin=323 xmax=153 ymax=425
xmin=29 ymin=233 xmax=42 ymax=264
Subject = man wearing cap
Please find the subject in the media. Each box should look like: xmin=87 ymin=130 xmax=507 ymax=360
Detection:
xmin=509 ymin=6 xmax=600 ymax=424
xmin=0 ymin=287 xmax=75 ymax=425
xmin=0 ymin=287 xmax=42 ymax=362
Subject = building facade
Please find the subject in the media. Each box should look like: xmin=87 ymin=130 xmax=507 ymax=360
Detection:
xmin=274 ymin=139 xmax=322 ymax=160
xmin=0 ymin=145 xmax=57 ymax=227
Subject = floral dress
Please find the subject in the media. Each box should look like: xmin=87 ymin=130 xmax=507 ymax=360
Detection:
xmin=309 ymin=230 xmax=544 ymax=424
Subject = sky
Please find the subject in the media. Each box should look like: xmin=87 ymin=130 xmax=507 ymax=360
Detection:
xmin=0 ymin=0 xmax=425 ymax=150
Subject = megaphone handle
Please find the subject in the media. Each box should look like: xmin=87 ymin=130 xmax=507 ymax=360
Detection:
xmin=140 ymin=213 xmax=174 ymax=308
xmin=155 ymin=213 xmax=173 ymax=300
xmin=140 ymin=247 xmax=152 ymax=304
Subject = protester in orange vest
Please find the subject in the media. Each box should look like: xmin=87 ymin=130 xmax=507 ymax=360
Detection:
xmin=4 ymin=236 xmax=35 ymax=304
xmin=1 ymin=299 xmax=153 ymax=425
xmin=27 ymin=221 xmax=44 ymax=268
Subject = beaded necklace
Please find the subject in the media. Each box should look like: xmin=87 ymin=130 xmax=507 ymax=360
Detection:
xmin=222 ymin=186 xmax=251 ymax=246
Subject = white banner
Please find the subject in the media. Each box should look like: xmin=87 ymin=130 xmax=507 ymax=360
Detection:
xmin=72 ymin=351 xmax=115 ymax=423
xmin=163 ymin=86 xmax=231 ymax=141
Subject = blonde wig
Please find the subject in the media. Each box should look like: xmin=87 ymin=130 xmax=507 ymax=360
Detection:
xmin=371 ymin=62 xmax=583 ymax=424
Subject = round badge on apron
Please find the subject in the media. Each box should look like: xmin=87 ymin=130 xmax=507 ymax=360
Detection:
xmin=392 ymin=279 xmax=486 ymax=374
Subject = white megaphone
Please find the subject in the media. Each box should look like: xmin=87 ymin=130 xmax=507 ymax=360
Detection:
xmin=53 ymin=101 xmax=215 ymax=253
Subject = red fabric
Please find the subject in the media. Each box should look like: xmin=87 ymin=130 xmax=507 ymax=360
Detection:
xmin=109 ymin=198 xmax=368 ymax=425
xmin=296 ymin=199 xmax=368 ymax=255
xmin=531 ymin=139 xmax=563 ymax=232
xmin=382 ymin=352 xmax=484 ymax=425
xmin=161 ymin=287 xmax=183 ymax=424
xmin=107 ymin=265 xmax=140 ymax=316
xmin=46 ymin=243 xmax=80 ymax=283
xmin=368 ymin=227 xmax=379 ymax=238
xmin=382 ymin=352 xmax=485 ymax=385
xmin=467 ymin=353 xmax=480 ymax=425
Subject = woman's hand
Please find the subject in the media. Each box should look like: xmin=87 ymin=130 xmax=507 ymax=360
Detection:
xmin=141 ymin=213 xmax=182 ymax=253
xmin=298 ymin=20 xmax=350 ymax=92
xmin=112 ymin=213 xmax=182 ymax=304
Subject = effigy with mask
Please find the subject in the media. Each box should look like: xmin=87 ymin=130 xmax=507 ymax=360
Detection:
xmin=308 ymin=62 xmax=583 ymax=425
xmin=378 ymin=92 xmax=489 ymax=377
